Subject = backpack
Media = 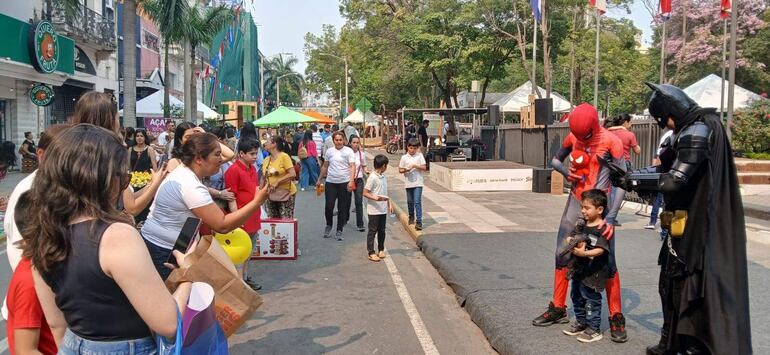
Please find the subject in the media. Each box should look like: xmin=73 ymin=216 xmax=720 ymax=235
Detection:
xmin=298 ymin=142 xmax=308 ymax=159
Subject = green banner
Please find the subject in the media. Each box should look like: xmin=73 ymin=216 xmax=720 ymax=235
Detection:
xmin=0 ymin=13 xmax=75 ymax=75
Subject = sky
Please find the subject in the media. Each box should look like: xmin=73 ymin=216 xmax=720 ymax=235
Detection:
xmin=247 ymin=0 xmax=655 ymax=74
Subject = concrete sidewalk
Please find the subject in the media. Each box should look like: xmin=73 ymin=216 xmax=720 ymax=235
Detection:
xmin=369 ymin=148 xmax=770 ymax=355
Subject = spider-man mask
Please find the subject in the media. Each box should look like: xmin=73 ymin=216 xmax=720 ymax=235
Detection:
xmin=568 ymin=103 xmax=601 ymax=142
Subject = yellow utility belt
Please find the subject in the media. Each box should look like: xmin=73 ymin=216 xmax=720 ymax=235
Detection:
xmin=660 ymin=210 xmax=688 ymax=237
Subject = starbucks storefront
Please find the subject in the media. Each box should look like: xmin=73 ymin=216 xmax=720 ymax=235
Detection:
xmin=0 ymin=13 xmax=75 ymax=150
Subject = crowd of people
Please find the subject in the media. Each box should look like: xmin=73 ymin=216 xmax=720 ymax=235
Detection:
xmin=0 ymin=81 xmax=752 ymax=355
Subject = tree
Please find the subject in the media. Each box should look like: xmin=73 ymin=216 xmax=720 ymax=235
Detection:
xmin=264 ymin=54 xmax=304 ymax=107
xmin=141 ymin=0 xmax=189 ymax=118
xmin=655 ymin=0 xmax=766 ymax=86
xmin=181 ymin=4 xmax=232 ymax=120
xmin=124 ymin=0 xmax=138 ymax=127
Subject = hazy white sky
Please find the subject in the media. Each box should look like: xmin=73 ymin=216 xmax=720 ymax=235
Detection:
xmin=247 ymin=0 xmax=655 ymax=74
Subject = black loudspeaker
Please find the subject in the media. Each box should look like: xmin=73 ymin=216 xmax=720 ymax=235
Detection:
xmin=488 ymin=105 xmax=500 ymax=126
xmin=532 ymin=167 xmax=553 ymax=193
xmin=534 ymin=98 xmax=553 ymax=125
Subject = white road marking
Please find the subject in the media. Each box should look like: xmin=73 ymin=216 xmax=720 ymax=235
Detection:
xmin=382 ymin=249 xmax=440 ymax=355
xmin=0 ymin=338 xmax=8 ymax=353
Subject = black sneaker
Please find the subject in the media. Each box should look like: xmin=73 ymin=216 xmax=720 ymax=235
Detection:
xmin=244 ymin=277 xmax=262 ymax=291
xmin=408 ymin=216 xmax=415 ymax=225
xmin=609 ymin=313 xmax=628 ymax=343
xmin=532 ymin=302 xmax=569 ymax=326
xmin=336 ymin=230 xmax=344 ymax=241
xmin=562 ymin=321 xmax=588 ymax=336
xmin=323 ymin=225 xmax=333 ymax=238
xmin=646 ymin=344 xmax=665 ymax=355
xmin=415 ymin=222 xmax=423 ymax=231
xmin=357 ymin=226 xmax=365 ymax=232
xmin=576 ymin=328 xmax=603 ymax=343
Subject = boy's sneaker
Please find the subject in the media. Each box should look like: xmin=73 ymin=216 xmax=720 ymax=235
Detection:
xmin=609 ymin=313 xmax=628 ymax=343
xmin=562 ymin=321 xmax=588 ymax=336
xmin=357 ymin=225 xmax=365 ymax=232
xmin=408 ymin=216 xmax=415 ymax=225
xmin=644 ymin=224 xmax=656 ymax=230
xmin=323 ymin=225 xmax=333 ymax=238
xmin=532 ymin=302 xmax=569 ymax=326
xmin=576 ymin=328 xmax=603 ymax=343
xmin=415 ymin=222 xmax=423 ymax=231
xmin=244 ymin=276 xmax=262 ymax=291
xmin=336 ymin=230 xmax=344 ymax=241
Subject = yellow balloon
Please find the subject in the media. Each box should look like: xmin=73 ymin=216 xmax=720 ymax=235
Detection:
xmin=214 ymin=228 xmax=253 ymax=264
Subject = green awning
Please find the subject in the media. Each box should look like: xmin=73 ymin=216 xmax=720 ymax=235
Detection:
xmin=253 ymin=106 xmax=316 ymax=127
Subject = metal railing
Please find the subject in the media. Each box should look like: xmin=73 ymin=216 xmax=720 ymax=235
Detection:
xmin=48 ymin=1 xmax=117 ymax=51
xmin=498 ymin=120 xmax=665 ymax=169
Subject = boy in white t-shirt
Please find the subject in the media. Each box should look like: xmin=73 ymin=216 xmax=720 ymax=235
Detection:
xmin=363 ymin=154 xmax=394 ymax=261
xmin=399 ymin=138 xmax=427 ymax=230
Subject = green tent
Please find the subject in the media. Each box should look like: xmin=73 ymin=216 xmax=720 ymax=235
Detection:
xmin=253 ymin=106 xmax=316 ymax=127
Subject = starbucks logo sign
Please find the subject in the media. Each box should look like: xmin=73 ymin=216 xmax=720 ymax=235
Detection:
xmin=29 ymin=21 xmax=60 ymax=74
xmin=30 ymin=84 xmax=54 ymax=106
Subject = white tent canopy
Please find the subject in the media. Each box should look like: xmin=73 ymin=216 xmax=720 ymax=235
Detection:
xmin=119 ymin=89 xmax=220 ymax=119
xmin=493 ymin=81 xmax=572 ymax=113
xmin=343 ymin=109 xmax=379 ymax=125
xmin=683 ymin=74 xmax=764 ymax=112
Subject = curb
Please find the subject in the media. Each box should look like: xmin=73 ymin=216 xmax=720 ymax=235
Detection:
xmin=744 ymin=203 xmax=770 ymax=221
xmin=391 ymin=203 xmax=423 ymax=243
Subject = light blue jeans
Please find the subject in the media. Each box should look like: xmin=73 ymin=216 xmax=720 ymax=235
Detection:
xmin=59 ymin=329 xmax=156 ymax=355
xmin=299 ymin=157 xmax=320 ymax=189
xmin=406 ymin=187 xmax=423 ymax=223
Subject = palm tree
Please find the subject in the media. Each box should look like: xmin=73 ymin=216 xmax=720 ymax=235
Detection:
xmin=180 ymin=4 xmax=232 ymax=121
xmin=141 ymin=0 xmax=188 ymax=118
xmin=264 ymin=54 xmax=304 ymax=107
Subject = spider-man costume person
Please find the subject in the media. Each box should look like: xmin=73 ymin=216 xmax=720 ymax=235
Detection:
xmin=532 ymin=103 xmax=628 ymax=343
xmin=610 ymin=83 xmax=751 ymax=355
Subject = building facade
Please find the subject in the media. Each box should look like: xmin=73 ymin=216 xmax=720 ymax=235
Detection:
xmin=0 ymin=0 xmax=117 ymax=149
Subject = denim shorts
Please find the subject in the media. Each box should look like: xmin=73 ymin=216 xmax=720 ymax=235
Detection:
xmin=59 ymin=329 xmax=156 ymax=355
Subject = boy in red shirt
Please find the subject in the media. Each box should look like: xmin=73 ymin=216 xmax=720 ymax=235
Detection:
xmin=225 ymin=138 xmax=262 ymax=291
xmin=6 ymin=193 xmax=57 ymax=354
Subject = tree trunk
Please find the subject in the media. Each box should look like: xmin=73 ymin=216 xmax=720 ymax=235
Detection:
xmin=541 ymin=0 xmax=551 ymax=98
xmin=163 ymin=40 xmax=170 ymax=118
xmin=514 ymin=21 xmax=542 ymax=99
xmin=569 ymin=9 xmax=578 ymax=107
xmin=480 ymin=77 xmax=491 ymax=108
xmin=574 ymin=65 xmax=582 ymax=102
xmin=190 ymin=45 xmax=198 ymax=122
xmin=123 ymin=0 xmax=137 ymax=127
xmin=183 ymin=40 xmax=192 ymax=120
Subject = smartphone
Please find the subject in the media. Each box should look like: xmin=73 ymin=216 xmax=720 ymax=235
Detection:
xmin=166 ymin=217 xmax=202 ymax=267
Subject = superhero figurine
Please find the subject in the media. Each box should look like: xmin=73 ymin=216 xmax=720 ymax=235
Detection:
xmin=609 ymin=83 xmax=751 ymax=355
xmin=533 ymin=103 xmax=628 ymax=343
xmin=568 ymin=150 xmax=590 ymax=197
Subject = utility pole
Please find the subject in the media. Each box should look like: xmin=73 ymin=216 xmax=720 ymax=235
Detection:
xmin=659 ymin=21 xmax=667 ymax=84
xmin=726 ymin=0 xmax=737 ymax=140
xmin=593 ymin=9 xmax=600 ymax=108
xmin=720 ymin=19 xmax=727 ymax=120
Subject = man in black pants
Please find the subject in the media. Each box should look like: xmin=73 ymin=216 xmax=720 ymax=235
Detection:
xmin=610 ymin=83 xmax=751 ymax=355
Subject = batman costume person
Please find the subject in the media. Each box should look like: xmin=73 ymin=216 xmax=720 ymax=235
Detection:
xmin=532 ymin=103 xmax=629 ymax=343
xmin=609 ymin=83 xmax=751 ymax=355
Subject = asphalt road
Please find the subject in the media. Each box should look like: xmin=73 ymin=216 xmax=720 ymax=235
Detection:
xmin=0 ymin=189 xmax=495 ymax=354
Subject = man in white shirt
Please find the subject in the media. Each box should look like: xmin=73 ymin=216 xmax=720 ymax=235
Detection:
xmin=157 ymin=120 xmax=175 ymax=146
xmin=344 ymin=122 xmax=360 ymax=142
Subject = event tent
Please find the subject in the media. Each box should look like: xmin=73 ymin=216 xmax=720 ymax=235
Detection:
xmin=343 ymin=109 xmax=378 ymax=126
xmin=119 ymin=89 xmax=220 ymax=119
xmin=301 ymin=110 xmax=336 ymax=124
xmin=683 ymin=74 xmax=764 ymax=111
xmin=253 ymin=106 xmax=318 ymax=127
xmin=492 ymin=81 xmax=572 ymax=113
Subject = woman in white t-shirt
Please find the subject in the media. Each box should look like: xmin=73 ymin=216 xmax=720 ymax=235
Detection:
xmin=141 ymin=133 xmax=268 ymax=279
xmin=317 ymin=132 xmax=356 ymax=240
xmin=349 ymin=136 xmax=369 ymax=232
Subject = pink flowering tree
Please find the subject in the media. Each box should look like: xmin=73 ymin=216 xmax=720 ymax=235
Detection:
xmin=655 ymin=0 xmax=766 ymax=86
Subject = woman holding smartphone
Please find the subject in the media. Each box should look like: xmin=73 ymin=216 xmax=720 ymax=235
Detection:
xmin=141 ymin=133 xmax=268 ymax=279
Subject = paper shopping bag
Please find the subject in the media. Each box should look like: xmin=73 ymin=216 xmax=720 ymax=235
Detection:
xmin=167 ymin=235 xmax=263 ymax=337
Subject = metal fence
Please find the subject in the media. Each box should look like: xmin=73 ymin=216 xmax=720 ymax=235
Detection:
xmin=498 ymin=120 xmax=665 ymax=169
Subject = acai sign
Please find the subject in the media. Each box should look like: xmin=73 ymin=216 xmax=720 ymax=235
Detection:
xmin=30 ymin=84 xmax=54 ymax=106
xmin=29 ymin=20 xmax=60 ymax=74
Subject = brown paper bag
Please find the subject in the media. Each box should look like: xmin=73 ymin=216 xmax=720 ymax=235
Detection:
xmin=167 ymin=235 xmax=263 ymax=337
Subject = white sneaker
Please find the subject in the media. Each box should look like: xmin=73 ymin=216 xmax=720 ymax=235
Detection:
xmin=643 ymin=224 xmax=656 ymax=230
xmin=301 ymin=188 xmax=306 ymax=191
